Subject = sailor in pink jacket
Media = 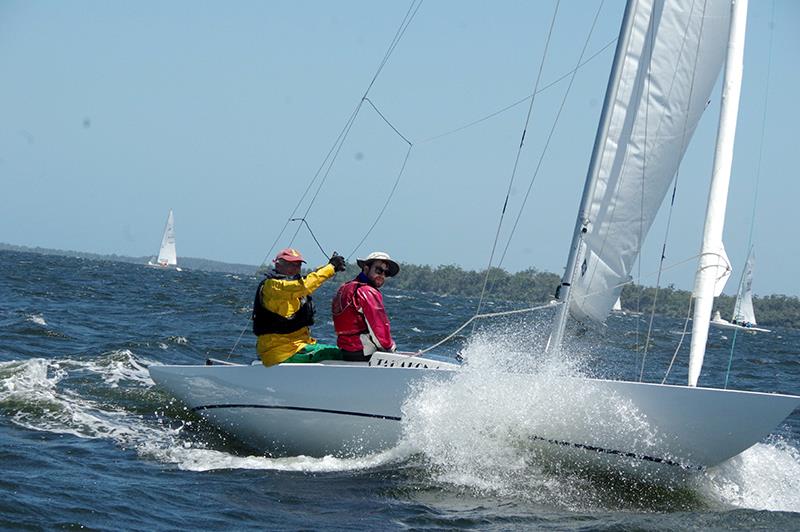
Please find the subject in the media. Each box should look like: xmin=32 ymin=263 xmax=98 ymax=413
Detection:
xmin=332 ymin=251 xmax=399 ymax=362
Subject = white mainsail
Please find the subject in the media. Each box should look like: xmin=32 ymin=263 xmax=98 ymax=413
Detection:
xmin=732 ymin=246 xmax=757 ymax=325
xmin=155 ymin=209 xmax=178 ymax=267
xmin=567 ymin=0 xmax=732 ymax=324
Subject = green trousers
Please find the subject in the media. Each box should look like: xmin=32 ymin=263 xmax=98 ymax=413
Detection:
xmin=283 ymin=343 xmax=345 ymax=364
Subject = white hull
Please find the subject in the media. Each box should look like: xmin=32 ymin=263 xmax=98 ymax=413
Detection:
xmin=149 ymin=353 xmax=799 ymax=469
xmin=710 ymin=317 xmax=770 ymax=333
xmin=146 ymin=261 xmax=182 ymax=272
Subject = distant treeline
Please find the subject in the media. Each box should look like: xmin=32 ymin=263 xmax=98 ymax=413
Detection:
xmin=4 ymin=243 xmax=799 ymax=328
xmin=618 ymin=284 xmax=800 ymax=329
xmin=388 ymin=263 xmax=800 ymax=329
xmin=390 ymin=264 xmax=561 ymax=305
xmin=0 ymin=243 xmax=258 ymax=275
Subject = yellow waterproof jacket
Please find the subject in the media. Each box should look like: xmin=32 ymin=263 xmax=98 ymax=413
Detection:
xmin=256 ymin=263 xmax=335 ymax=366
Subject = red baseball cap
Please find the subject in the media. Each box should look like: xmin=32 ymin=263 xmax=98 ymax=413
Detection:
xmin=273 ymin=248 xmax=306 ymax=263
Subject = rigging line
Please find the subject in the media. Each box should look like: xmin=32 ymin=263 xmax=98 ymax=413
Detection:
xmin=473 ymin=0 xmax=562 ymax=321
xmin=262 ymin=101 xmax=363 ymax=268
xmin=363 ymin=97 xmax=413 ymax=145
xmin=289 ymin=218 xmax=328 ymax=258
xmin=725 ymin=325 xmax=741 ymax=390
xmin=226 ymin=324 xmax=250 ymax=361
xmin=233 ymin=4 xmax=424 ymax=359
xmin=639 ymin=0 xmax=707 ymax=381
xmin=417 ymin=302 xmax=559 ymax=355
xmin=637 ymin=0 xmax=657 ymax=382
xmin=744 ymin=0 xmax=772 ymax=252
xmin=495 ymin=0 xmax=606 ymax=270
xmin=366 ymin=0 xmax=425 ymax=97
xmin=661 ymin=295 xmax=694 ymax=384
xmin=288 ymin=103 xmax=364 ymax=248
xmin=288 ymin=1 xmax=423 ymax=251
xmin=725 ymin=0 xmax=775 ymax=388
xmin=418 ymin=38 xmax=617 ymax=145
xmin=286 ymin=103 xmax=364 ymax=253
xmin=347 ymin=145 xmax=413 ymax=261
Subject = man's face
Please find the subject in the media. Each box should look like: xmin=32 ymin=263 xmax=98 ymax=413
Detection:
xmin=275 ymin=259 xmax=302 ymax=276
xmin=364 ymin=260 xmax=389 ymax=288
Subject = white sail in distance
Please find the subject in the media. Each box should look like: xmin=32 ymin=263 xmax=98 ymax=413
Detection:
xmin=156 ymin=209 xmax=178 ymax=267
xmin=569 ymin=0 xmax=732 ymax=323
xmin=733 ymin=246 xmax=757 ymax=325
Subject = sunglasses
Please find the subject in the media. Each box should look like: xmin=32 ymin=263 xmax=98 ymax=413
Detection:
xmin=372 ymin=266 xmax=389 ymax=276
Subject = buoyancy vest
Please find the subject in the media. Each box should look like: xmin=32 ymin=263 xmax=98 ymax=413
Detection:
xmin=252 ymin=277 xmax=315 ymax=336
xmin=331 ymin=280 xmax=367 ymax=338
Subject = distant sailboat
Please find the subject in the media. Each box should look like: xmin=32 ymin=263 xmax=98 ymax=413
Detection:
xmin=612 ymin=297 xmax=623 ymax=313
xmin=711 ymin=247 xmax=769 ymax=332
xmin=147 ymin=209 xmax=181 ymax=271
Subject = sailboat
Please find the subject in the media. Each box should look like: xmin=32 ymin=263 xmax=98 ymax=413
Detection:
xmin=149 ymin=0 xmax=798 ymax=470
xmin=147 ymin=209 xmax=182 ymax=271
xmin=711 ymin=247 xmax=770 ymax=332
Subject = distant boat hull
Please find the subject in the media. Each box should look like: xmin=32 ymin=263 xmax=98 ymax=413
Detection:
xmin=711 ymin=316 xmax=770 ymax=333
xmin=149 ymin=353 xmax=799 ymax=469
xmin=146 ymin=260 xmax=182 ymax=272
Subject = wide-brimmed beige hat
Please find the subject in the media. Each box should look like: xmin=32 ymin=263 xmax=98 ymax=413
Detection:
xmin=356 ymin=251 xmax=400 ymax=277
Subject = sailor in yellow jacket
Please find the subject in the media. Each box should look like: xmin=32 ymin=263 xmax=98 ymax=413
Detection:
xmin=252 ymin=247 xmax=347 ymax=366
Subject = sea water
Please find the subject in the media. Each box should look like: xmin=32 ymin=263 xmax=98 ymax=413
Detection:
xmin=1 ymin=250 xmax=799 ymax=529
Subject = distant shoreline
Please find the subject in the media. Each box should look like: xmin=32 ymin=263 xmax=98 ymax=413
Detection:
xmin=3 ymin=242 xmax=799 ymax=328
xmin=0 ymin=242 xmax=258 ymax=275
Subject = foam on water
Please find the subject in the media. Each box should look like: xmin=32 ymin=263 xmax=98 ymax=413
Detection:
xmin=0 ymin=352 xmax=403 ymax=474
xmin=399 ymin=327 xmax=606 ymax=505
xmin=0 ymin=355 xmax=168 ymax=444
xmin=26 ymin=313 xmax=47 ymax=326
xmin=143 ymin=442 xmax=409 ymax=473
xmin=698 ymin=439 xmax=800 ymax=512
xmin=398 ymin=326 xmax=800 ymax=512
xmin=2 ymin=327 xmax=798 ymax=509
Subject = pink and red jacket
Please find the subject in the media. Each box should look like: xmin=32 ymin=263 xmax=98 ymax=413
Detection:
xmin=332 ymin=276 xmax=395 ymax=353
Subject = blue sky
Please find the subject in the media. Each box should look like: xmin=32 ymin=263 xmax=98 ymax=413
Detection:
xmin=1 ymin=1 xmax=798 ymax=296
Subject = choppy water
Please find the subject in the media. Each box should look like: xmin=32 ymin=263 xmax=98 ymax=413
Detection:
xmin=2 ymin=249 xmax=799 ymax=530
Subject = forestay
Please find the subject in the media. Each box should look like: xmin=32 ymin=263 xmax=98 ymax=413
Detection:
xmin=569 ymin=0 xmax=732 ymax=323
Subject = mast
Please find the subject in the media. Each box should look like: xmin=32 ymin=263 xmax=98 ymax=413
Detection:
xmin=687 ymin=0 xmax=748 ymax=387
xmin=547 ymin=0 xmax=639 ymax=353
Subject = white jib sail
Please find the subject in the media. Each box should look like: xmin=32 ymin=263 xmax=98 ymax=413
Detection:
xmin=569 ymin=0 xmax=732 ymax=324
xmin=733 ymin=246 xmax=757 ymax=324
xmin=688 ymin=0 xmax=747 ymax=387
xmin=156 ymin=209 xmax=178 ymax=266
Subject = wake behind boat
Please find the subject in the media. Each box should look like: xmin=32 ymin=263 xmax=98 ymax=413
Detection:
xmin=150 ymin=0 xmax=799 ymax=473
